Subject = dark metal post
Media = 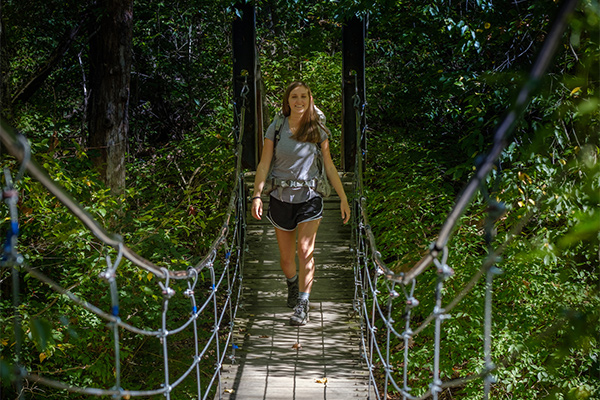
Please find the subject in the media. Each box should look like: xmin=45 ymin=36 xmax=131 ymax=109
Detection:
xmin=342 ymin=16 xmax=366 ymax=172
xmin=233 ymin=2 xmax=257 ymax=169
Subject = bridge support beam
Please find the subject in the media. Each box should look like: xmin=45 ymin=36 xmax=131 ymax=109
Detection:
xmin=341 ymin=16 xmax=366 ymax=172
xmin=233 ymin=2 xmax=258 ymax=170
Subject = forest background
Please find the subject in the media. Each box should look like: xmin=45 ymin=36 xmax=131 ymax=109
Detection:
xmin=0 ymin=0 xmax=598 ymax=399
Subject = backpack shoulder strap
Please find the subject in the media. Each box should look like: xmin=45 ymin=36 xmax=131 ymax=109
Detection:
xmin=273 ymin=113 xmax=284 ymax=142
xmin=272 ymin=113 xmax=285 ymax=153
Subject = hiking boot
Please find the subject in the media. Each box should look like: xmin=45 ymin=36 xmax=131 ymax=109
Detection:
xmin=290 ymin=298 xmax=309 ymax=326
xmin=286 ymin=278 xmax=299 ymax=308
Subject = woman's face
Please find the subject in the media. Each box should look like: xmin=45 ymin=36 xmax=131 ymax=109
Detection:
xmin=288 ymin=86 xmax=310 ymax=118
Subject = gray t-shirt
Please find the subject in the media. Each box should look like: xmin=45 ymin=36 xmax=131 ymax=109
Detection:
xmin=265 ymin=117 xmax=328 ymax=203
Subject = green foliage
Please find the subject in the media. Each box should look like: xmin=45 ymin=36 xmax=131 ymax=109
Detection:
xmin=364 ymin=1 xmax=599 ymax=398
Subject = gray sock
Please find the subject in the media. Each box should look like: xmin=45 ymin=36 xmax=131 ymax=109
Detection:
xmin=299 ymin=292 xmax=310 ymax=301
xmin=287 ymin=274 xmax=298 ymax=283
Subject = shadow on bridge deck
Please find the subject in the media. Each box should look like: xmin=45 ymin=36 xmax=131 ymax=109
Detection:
xmin=217 ymin=174 xmax=374 ymax=399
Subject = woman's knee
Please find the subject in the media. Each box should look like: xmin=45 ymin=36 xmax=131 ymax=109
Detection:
xmin=280 ymin=253 xmax=295 ymax=267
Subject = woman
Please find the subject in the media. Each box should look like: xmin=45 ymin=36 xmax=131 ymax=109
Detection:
xmin=251 ymin=81 xmax=351 ymax=326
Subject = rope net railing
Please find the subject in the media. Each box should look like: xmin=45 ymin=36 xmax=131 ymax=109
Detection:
xmin=0 ymin=79 xmax=254 ymax=399
xmin=350 ymin=1 xmax=579 ymax=399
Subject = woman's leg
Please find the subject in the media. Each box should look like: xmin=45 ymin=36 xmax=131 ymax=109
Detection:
xmin=296 ymin=219 xmax=321 ymax=294
xmin=275 ymin=228 xmax=297 ymax=279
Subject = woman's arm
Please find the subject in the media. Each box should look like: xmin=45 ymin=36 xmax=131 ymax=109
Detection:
xmin=320 ymin=139 xmax=351 ymax=224
xmin=251 ymin=138 xmax=274 ymax=220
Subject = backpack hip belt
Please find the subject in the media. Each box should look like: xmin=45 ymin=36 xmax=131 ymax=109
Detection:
xmin=271 ymin=177 xmax=318 ymax=189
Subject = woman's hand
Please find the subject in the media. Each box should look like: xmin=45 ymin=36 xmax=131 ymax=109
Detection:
xmin=340 ymin=198 xmax=351 ymax=224
xmin=251 ymin=198 xmax=263 ymax=220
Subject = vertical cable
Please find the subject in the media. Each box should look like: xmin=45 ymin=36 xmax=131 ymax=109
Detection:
xmin=431 ymin=247 xmax=453 ymax=400
xmin=184 ymin=269 xmax=202 ymax=398
xmin=99 ymin=243 xmax=124 ymax=398
xmin=401 ymin=280 xmax=417 ymax=399
xmin=158 ymin=268 xmax=175 ymax=400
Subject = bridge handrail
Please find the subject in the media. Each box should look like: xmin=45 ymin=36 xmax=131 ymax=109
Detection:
xmin=1 ymin=78 xmax=252 ymax=399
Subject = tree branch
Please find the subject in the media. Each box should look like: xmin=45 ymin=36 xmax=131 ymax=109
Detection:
xmin=11 ymin=14 xmax=87 ymax=106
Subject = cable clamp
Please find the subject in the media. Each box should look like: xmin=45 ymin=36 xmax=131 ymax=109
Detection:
xmin=438 ymin=263 xmax=454 ymax=278
xmin=162 ymin=287 xmax=175 ymax=298
xmin=489 ymin=266 xmax=504 ymax=275
xmin=158 ymin=281 xmax=175 ymax=298
xmin=157 ymin=330 xmax=169 ymax=342
xmin=99 ymin=270 xmax=115 ymax=282
xmin=433 ymin=254 xmax=454 ymax=278
xmin=433 ymin=306 xmax=451 ymax=321
xmin=2 ymin=188 xmax=18 ymax=200
xmin=429 ymin=379 xmax=442 ymax=395
xmin=483 ymin=361 xmax=497 ymax=380
xmin=109 ymin=386 xmax=126 ymax=399
xmin=406 ymin=297 xmax=420 ymax=308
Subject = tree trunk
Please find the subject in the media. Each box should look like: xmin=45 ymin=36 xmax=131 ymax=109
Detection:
xmin=88 ymin=0 xmax=133 ymax=195
xmin=0 ymin=1 xmax=5 ymax=118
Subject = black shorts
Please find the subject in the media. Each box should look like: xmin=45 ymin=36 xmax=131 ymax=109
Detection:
xmin=267 ymin=196 xmax=323 ymax=231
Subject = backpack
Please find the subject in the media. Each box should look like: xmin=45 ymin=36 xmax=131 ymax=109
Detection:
xmin=263 ymin=112 xmax=331 ymax=199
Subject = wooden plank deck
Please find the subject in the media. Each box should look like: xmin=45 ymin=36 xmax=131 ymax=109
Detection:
xmin=216 ymin=174 xmax=375 ymax=399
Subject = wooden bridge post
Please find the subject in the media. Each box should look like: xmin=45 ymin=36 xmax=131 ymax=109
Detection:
xmin=233 ymin=2 xmax=258 ymax=170
xmin=341 ymin=16 xmax=366 ymax=172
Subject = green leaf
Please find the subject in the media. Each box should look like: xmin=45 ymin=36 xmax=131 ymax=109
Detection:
xmin=30 ymin=318 xmax=53 ymax=352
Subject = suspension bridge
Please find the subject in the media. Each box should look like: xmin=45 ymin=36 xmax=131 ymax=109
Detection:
xmin=0 ymin=1 xmax=581 ymax=399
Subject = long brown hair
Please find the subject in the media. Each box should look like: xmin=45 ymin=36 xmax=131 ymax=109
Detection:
xmin=282 ymin=81 xmax=329 ymax=143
